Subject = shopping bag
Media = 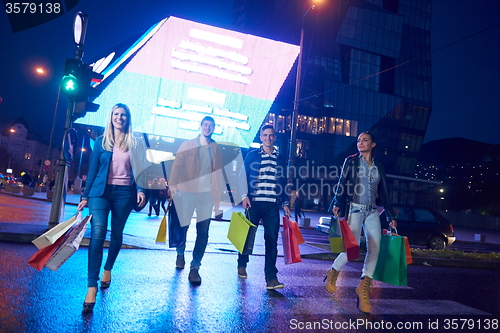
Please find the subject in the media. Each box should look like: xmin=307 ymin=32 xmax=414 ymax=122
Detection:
xmin=227 ymin=211 xmax=256 ymax=254
xmin=282 ymin=216 xmax=302 ymax=264
xmin=28 ymin=231 xmax=68 ymax=271
xmin=283 ymin=216 xmax=305 ymax=245
xmin=32 ymin=213 xmax=80 ymax=249
xmin=45 ymin=215 xmax=91 ymax=271
xmin=382 ymin=228 xmax=412 ymax=265
xmin=241 ymin=210 xmax=257 ymax=255
xmin=338 ymin=216 xmax=360 ymax=261
xmin=168 ymin=200 xmax=188 ymax=248
xmin=404 ymin=236 xmax=413 ymax=265
xmin=373 ymin=231 xmax=408 ymax=286
xmin=282 ymin=227 xmax=302 ymax=264
xmin=292 ymin=222 xmax=305 ymax=245
xmin=328 ymin=216 xmax=345 ymax=253
xmin=241 ymin=224 xmax=257 ymax=255
xmin=156 ymin=214 xmax=167 ymax=244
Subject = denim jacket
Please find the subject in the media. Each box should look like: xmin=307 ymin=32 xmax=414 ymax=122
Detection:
xmin=238 ymin=147 xmax=289 ymax=207
xmin=328 ymin=153 xmax=396 ymax=221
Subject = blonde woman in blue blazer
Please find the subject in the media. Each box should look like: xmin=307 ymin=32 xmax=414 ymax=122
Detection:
xmin=78 ymin=103 xmax=147 ymax=312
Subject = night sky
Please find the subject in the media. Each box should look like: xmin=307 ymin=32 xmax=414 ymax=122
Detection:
xmin=1 ymin=0 xmax=499 ymax=146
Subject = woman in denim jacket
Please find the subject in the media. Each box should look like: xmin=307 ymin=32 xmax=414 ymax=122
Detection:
xmin=77 ymin=103 xmax=147 ymax=312
xmin=325 ymin=131 xmax=397 ymax=314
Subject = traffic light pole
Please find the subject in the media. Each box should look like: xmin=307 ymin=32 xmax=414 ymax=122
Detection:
xmin=48 ymin=12 xmax=88 ymax=228
xmin=48 ymin=98 xmax=75 ymax=228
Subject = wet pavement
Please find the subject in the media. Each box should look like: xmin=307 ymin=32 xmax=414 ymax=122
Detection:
xmin=1 ymin=241 xmax=499 ymax=333
xmin=1 ymin=190 xmax=500 ymax=332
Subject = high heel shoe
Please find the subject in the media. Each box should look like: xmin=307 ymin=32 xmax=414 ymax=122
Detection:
xmin=100 ymin=280 xmax=111 ymax=288
xmin=355 ymin=276 xmax=373 ymax=314
xmin=101 ymin=270 xmax=112 ymax=288
xmin=323 ymin=268 xmax=340 ymax=294
xmin=82 ymin=288 xmax=97 ymax=313
xmin=82 ymin=301 xmax=95 ymax=312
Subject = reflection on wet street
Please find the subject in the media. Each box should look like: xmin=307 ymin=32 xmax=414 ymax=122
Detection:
xmin=0 ymin=241 xmax=498 ymax=333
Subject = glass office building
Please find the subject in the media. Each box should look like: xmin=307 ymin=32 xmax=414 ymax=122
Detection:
xmin=234 ymin=0 xmax=438 ymax=208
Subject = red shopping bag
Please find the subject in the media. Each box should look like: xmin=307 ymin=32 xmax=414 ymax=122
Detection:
xmin=28 ymin=231 xmax=68 ymax=271
xmin=283 ymin=216 xmax=305 ymax=244
xmin=282 ymin=216 xmax=302 ymax=264
xmin=404 ymin=237 xmax=413 ymax=265
xmin=338 ymin=216 xmax=360 ymax=261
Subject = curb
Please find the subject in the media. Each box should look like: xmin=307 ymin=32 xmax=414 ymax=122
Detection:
xmin=0 ymin=190 xmax=79 ymax=205
xmin=301 ymin=245 xmax=500 ymax=269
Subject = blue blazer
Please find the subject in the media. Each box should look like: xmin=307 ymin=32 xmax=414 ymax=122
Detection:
xmin=82 ymin=136 xmax=147 ymax=200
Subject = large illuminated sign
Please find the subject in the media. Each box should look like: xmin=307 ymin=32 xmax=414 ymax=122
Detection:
xmin=76 ymin=16 xmax=299 ymax=147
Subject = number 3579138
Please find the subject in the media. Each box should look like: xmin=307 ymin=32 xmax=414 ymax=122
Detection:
xmin=5 ymin=2 xmax=61 ymax=14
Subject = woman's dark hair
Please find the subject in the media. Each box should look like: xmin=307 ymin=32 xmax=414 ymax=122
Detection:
xmin=360 ymin=131 xmax=376 ymax=143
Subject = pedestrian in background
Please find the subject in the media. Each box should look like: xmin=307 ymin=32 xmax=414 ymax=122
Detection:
xmin=169 ymin=116 xmax=223 ymax=285
xmin=158 ymin=178 xmax=169 ymax=214
xmin=325 ymin=131 xmax=397 ymax=314
xmin=148 ymin=178 xmax=160 ymax=217
xmin=237 ymin=124 xmax=290 ymax=290
xmin=21 ymin=172 xmax=31 ymax=188
xmin=77 ymin=103 xmax=147 ymax=313
xmin=294 ymin=192 xmax=304 ymax=222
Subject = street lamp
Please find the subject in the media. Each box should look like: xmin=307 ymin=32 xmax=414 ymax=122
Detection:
xmin=288 ymin=0 xmax=319 ymax=191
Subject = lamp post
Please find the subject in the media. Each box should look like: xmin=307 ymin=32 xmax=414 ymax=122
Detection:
xmin=288 ymin=1 xmax=317 ymax=191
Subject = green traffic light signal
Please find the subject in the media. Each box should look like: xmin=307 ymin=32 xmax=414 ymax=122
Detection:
xmin=60 ymin=58 xmax=103 ymax=119
xmin=60 ymin=59 xmax=82 ymax=98
xmin=61 ymin=74 xmax=77 ymax=94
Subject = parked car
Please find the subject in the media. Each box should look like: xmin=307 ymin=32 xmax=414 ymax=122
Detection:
xmin=316 ymin=205 xmax=456 ymax=250
xmin=383 ymin=205 xmax=456 ymax=250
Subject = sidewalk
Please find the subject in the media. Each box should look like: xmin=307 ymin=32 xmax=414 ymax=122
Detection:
xmin=1 ymin=189 xmax=500 ymax=269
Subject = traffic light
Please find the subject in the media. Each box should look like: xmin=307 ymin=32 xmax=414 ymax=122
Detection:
xmin=73 ymin=64 xmax=103 ymax=119
xmin=60 ymin=59 xmax=83 ymax=98
xmin=60 ymin=59 xmax=103 ymax=119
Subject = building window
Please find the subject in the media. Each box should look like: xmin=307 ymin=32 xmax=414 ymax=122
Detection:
xmin=349 ymin=49 xmax=381 ymax=91
xmin=25 ymin=153 xmax=32 ymax=160
xmin=328 ymin=117 xmax=358 ymax=137
xmin=265 ymin=113 xmax=288 ymax=133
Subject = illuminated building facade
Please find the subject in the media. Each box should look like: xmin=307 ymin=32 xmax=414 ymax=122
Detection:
xmin=234 ymin=0 xmax=436 ymax=208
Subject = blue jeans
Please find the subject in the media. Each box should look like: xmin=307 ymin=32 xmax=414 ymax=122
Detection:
xmin=87 ymin=185 xmax=133 ymax=287
xmin=332 ymin=203 xmax=382 ymax=278
xmin=175 ymin=191 xmax=214 ymax=270
xmin=237 ymin=201 xmax=280 ymax=282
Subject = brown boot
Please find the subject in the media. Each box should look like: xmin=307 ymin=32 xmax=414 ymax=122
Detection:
xmin=324 ymin=268 xmax=340 ymax=294
xmin=355 ymin=276 xmax=373 ymax=314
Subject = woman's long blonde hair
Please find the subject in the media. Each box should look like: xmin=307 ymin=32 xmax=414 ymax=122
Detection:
xmin=102 ymin=103 xmax=136 ymax=152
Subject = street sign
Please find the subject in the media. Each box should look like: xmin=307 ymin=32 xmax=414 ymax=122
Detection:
xmin=43 ymin=165 xmax=50 ymax=172
xmin=44 ymin=160 xmax=51 ymax=166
